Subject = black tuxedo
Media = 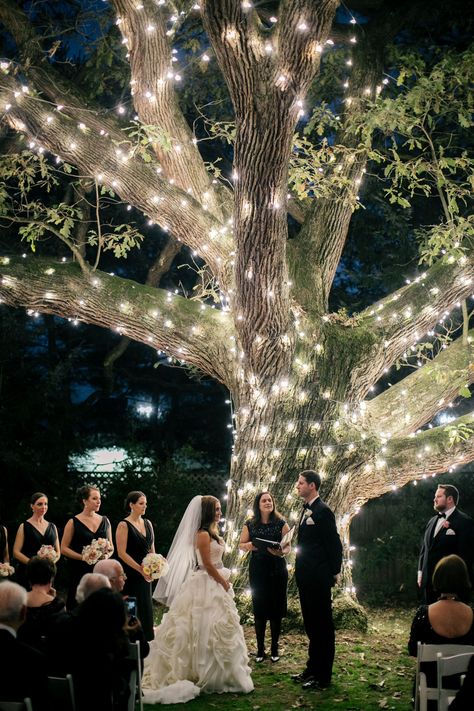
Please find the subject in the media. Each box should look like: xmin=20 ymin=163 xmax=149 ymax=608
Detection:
xmin=295 ymin=497 xmax=343 ymax=685
xmin=0 ymin=628 xmax=47 ymax=709
xmin=419 ymin=507 xmax=474 ymax=603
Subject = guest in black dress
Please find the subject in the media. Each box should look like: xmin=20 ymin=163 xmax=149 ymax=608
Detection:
xmin=116 ymin=490 xmax=155 ymax=641
xmin=239 ymin=491 xmax=290 ymax=662
xmin=13 ymin=492 xmax=60 ymax=588
xmin=17 ymin=556 xmax=67 ymax=651
xmin=61 ymin=484 xmax=113 ymax=610
xmin=408 ymin=555 xmax=474 ymax=709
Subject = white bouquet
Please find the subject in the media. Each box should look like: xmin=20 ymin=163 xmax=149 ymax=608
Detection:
xmin=37 ymin=544 xmax=60 ymax=563
xmin=82 ymin=537 xmax=113 ymax=565
xmin=142 ymin=553 xmax=169 ymax=580
xmin=0 ymin=562 xmax=15 ymax=577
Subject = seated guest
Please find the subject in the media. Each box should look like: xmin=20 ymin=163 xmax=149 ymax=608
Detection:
xmin=94 ymin=558 xmax=127 ymax=593
xmin=94 ymin=558 xmax=150 ymax=660
xmin=46 ymin=572 xmax=111 ymax=674
xmin=75 ymin=571 xmax=111 ymax=603
xmin=62 ymin=588 xmax=133 ymax=711
xmin=408 ymin=555 xmax=474 ymax=708
xmin=17 ymin=556 xmax=67 ymax=651
xmin=449 ymin=655 xmax=474 ymax=710
xmin=0 ymin=580 xmax=48 ymax=709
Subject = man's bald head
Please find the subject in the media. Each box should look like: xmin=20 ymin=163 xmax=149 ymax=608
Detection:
xmin=94 ymin=559 xmax=126 ymax=592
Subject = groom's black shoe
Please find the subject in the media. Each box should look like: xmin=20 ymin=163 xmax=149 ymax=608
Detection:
xmin=291 ymin=671 xmax=314 ymax=683
xmin=302 ymin=679 xmax=330 ymax=690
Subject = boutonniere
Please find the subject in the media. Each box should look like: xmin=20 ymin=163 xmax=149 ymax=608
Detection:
xmin=441 ymin=520 xmax=450 ymax=529
xmin=303 ymin=509 xmax=313 ymax=519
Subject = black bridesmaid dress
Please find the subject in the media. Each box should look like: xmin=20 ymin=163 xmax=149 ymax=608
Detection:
xmin=121 ymin=519 xmax=155 ymax=641
xmin=16 ymin=521 xmax=58 ymax=589
xmin=66 ymin=516 xmax=110 ymax=610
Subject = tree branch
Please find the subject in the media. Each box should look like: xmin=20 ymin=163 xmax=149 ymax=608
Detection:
xmin=0 ymin=256 xmax=236 ymax=386
xmin=351 ymin=255 xmax=474 ymax=394
xmin=0 ymin=72 xmax=233 ymax=282
xmin=365 ymin=329 xmax=474 ymax=437
xmin=111 ymin=0 xmax=224 ymax=219
xmin=386 ymin=413 xmax=474 ymax=485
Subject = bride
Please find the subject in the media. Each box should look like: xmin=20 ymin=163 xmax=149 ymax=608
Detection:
xmin=142 ymin=495 xmax=254 ymax=704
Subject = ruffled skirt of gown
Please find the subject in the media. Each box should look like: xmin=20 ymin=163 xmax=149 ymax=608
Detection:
xmin=142 ymin=568 xmax=253 ymax=704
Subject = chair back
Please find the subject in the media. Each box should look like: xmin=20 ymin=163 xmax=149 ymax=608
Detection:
xmin=437 ymin=649 xmax=474 ymax=711
xmin=127 ymin=640 xmax=143 ymax=711
xmin=415 ymin=643 xmax=474 ymax=711
xmin=0 ymin=700 xmax=33 ymax=711
xmin=47 ymin=674 xmax=76 ymax=711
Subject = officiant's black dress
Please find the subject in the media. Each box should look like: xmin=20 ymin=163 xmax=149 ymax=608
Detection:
xmin=16 ymin=521 xmax=58 ymax=589
xmin=66 ymin=515 xmax=110 ymax=609
xmin=120 ymin=519 xmax=155 ymax=640
xmin=245 ymin=518 xmax=288 ymax=619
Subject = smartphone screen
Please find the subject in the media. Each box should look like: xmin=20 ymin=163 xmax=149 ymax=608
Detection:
xmin=125 ymin=596 xmax=137 ymax=618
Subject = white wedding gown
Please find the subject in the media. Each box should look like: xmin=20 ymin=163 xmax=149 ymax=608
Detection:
xmin=142 ymin=540 xmax=254 ymax=704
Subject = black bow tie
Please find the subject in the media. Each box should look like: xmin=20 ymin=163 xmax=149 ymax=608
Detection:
xmin=437 ymin=512 xmax=446 ymax=518
xmin=303 ymin=503 xmax=312 ymax=510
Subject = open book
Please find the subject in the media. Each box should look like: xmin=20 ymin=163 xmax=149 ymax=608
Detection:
xmin=253 ymin=525 xmax=295 ymax=553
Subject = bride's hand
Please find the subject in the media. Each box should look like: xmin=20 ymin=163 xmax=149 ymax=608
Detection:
xmin=222 ymin=579 xmax=231 ymax=592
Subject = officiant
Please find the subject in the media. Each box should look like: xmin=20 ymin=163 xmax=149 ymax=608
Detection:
xmin=239 ymin=491 xmax=290 ymax=663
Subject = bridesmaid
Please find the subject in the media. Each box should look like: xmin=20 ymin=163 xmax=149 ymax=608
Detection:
xmin=13 ymin=492 xmax=60 ymax=588
xmin=116 ymin=491 xmax=155 ymax=641
xmin=61 ymin=484 xmax=113 ymax=610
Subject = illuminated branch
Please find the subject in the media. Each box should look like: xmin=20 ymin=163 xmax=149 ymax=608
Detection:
xmin=0 ymin=73 xmax=233 ymax=281
xmin=366 ymin=330 xmax=474 ymax=437
xmin=386 ymin=413 xmax=474 ymax=485
xmin=352 ymin=256 xmax=474 ymax=393
xmin=111 ymin=0 xmax=224 ymax=219
xmin=0 ymin=256 xmax=236 ymax=385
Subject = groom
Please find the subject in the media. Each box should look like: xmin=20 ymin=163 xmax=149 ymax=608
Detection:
xmin=293 ymin=470 xmax=343 ymax=690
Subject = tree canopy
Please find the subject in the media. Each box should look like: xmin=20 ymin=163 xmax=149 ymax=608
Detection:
xmin=0 ymin=0 xmax=473 ymax=590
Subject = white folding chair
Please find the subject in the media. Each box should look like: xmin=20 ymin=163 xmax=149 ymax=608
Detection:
xmin=127 ymin=639 xmax=143 ymax=711
xmin=437 ymin=650 xmax=474 ymax=711
xmin=0 ymin=700 xmax=33 ymax=711
xmin=414 ymin=643 xmax=474 ymax=711
xmin=47 ymin=674 xmax=76 ymax=711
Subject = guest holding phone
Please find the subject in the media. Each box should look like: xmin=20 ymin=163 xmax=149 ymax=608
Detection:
xmin=116 ymin=491 xmax=155 ymax=641
xmin=13 ymin=492 xmax=60 ymax=588
xmin=239 ymin=491 xmax=290 ymax=662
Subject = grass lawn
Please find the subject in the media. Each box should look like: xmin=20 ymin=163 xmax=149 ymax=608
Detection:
xmin=144 ymin=607 xmax=415 ymax=710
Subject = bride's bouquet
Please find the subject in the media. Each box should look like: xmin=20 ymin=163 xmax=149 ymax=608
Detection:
xmin=142 ymin=553 xmax=169 ymax=580
xmin=82 ymin=538 xmax=113 ymax=566
xmin=37 ymin=544 xmax=60 ymax=563
xmin=0 ymin=562 xmax=15 ymax=577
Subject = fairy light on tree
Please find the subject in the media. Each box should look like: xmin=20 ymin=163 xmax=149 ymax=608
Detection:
xmin=0 ymin=0 xmax=473 ymax=601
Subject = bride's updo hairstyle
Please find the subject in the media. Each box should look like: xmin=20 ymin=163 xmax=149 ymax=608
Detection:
xmin=200 ymin=496 xmax=221 ymax=542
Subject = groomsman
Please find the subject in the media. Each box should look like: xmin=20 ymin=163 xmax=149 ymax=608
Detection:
xmin=418 ymin=484 xmax=474 ymax=603
xmin=293 ymin=470 xmax=343 ymax=690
